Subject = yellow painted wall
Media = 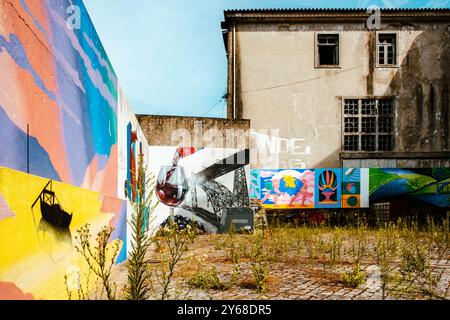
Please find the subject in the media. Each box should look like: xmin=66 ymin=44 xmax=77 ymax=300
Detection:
xmin=0 ymin=167 xmax=124 ymax=300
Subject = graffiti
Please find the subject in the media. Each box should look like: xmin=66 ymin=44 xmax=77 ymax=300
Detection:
xmin=369 ymin=168 xmax=450 ymax=207
xmin=0 ymin=0 xmax=154 ymax=300
xmin=260 ymin=169 xmax=315 ymax=208
xmin=249 ymin=169 xmax=260 ymax=199
xmin=315 ymin=169 xmax=341 ymax=208
xmin=252 ymin=167 xmax=449 ymax=209
xmin=148 ymin=147 xmax=250 ymax=232
xmin=66 ymin=5 xmax=81 ymax=30
xmin=31 ymin=180 xmax=73 ymax=229
xmin=0 ymin=0 xmax=118 ymax=197
xmin=342 ymin=168 xmax=362 ymax=208
xmin=0 ymin=167 xmax=127 ymax=300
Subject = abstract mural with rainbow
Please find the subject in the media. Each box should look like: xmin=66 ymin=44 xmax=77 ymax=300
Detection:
xmin=0 ymin=0 xmax=149 ymax=299
xmin=0 ymin=0 xmax=118 ymax=195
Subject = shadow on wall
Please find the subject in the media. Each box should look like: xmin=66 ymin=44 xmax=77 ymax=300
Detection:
xmin=377 ymin=26 xmax=450 ymax=154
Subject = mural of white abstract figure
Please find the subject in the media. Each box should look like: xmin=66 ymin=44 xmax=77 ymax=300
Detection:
xmin=147 ymin=146 xmax=251 ymax=234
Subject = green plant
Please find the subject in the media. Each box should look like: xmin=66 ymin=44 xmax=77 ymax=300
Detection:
xmin=72 ymin=224 xmax=120 ymax=300
xmin=228 ymin=241 xmax=241 ymax=264
xmin=153 ymin=220 xmax=197 ymax=300
xmin=400 ymin=241 xmax=427 ymax=277
xmin=249 ymin=234 xmax=269 ymax=294
xmin=125 ymin=155 xmax=158 ymax=300
xmin=188 ymin=264 xmax=240 ymax=291
xmin=342 ymin=262 xmax=366 ymax=288
xmin=330 ymin=229 xmax=342 ymax=265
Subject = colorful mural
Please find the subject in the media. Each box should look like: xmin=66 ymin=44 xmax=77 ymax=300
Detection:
xmin=0 ymin=167 xmax=127 ymax=300
xmin=260 ymin=169 xmax=315 ymax=208
xmin=315 ymin=168 xmax=341 ymax=208
xmin=249 ymin=169 xmax=260 ymax=199
xmin=369 ymin=168 xmax=450 ymax=208
xmin=0 ymin=0 xmax=118 ymax=197
xmin=148 ymin=146 xmax=250 ymax=233
xmin=342 ymin=168 xmax=363 ymax=208
xmin=252 ymin=168 xmax=449 ymax=209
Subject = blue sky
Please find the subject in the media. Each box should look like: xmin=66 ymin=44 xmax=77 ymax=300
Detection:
xmin=84 ymin=0 xmax=449 ymax=118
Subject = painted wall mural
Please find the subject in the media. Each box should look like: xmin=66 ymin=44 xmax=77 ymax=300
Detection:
xmin=341 ymin=168 xmax=368 ymax=208
xmin=148 ymin=146 xmax=250 ymax=233
xmin=251 ymin=168 xmax=449 ymax=209
xmin=0 ymin=0 xmax=118 ymax=197
xmin=315 ymin=168 xmax=341 ymax=208
xmin=260 ymin=169 xmax=315 ymax=208
xmin=369 ymin=168 xmax=450 ymax=208
xmin=0 ymin=167 xmax=127 ymax=300
xmin=249 ymin=169 xmax=260 ymax=199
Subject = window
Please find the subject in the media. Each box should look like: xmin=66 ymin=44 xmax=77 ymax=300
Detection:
xmin=378 ymin=33 xmax=396 ymax=66
xmin=343 ymin=98 xmax=394 ymax=152
xmin=373 ymin=202 xmax=390 ymax=223
xmin=317 ymin=34 xmax=339 ymax=66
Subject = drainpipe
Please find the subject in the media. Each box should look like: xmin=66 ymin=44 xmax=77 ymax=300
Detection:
xmin=232 ymin=21 xmax=236 ymax=119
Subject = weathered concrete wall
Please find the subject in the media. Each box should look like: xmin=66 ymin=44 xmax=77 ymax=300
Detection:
xmin=137 ymin=115 xmax=250 ymax=148
xmin=226 ymin=19 xmax=450 ymax=168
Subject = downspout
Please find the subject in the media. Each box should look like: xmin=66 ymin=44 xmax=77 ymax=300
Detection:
xmin=232 ymin=21 xmax=236 ymax=119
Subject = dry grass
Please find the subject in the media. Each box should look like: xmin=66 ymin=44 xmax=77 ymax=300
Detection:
xmin=108 ymin=215 xmax=450 ymax=300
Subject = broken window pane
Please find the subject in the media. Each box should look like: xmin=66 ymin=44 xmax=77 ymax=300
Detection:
xmin=361 ymin=99 xmax=376 ymax=115
xmin=378 ymin=117 xmax=392 ymax=133
xmin=344 ymin=99 xmax=359 ymax=115
xmin=344 ymin=135 xmax=359 ymax=151
xmin=345 ymin=117 xmax=359 ymax=132
xmin=378 ymin=99 xmax=393 ymax=115
xmin=361 ymin=135 xmax=376 ymax=151
xmin=343 ymin=98 xmax=394 ymax=152
xmin=362 ymin=117 xmax=376 ymax=133
xmin=378 ymin=135 xmax=393 ymax=151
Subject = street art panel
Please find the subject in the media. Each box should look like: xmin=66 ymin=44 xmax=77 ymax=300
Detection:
xmin=341 ymin=168 xmax=370 ymax=208
xmin=369 ymin=168 xmax=450 ymax=207
xmin=249 ymin=169 xmax=260 ymax=199
xmin=0 ymin=0 xmax=118 ymax=197
xmin=253 ymin=167 xmax=448 ymax=209
xmin=148 ymin=146 xmax=250 ymax=233
xmin=0 ymin=167 xmax=127 ymax=300
xmin=315 ymin=168 xmax=341 ymax=208
xmin=117 ymin=87 xmax=150 ymax=202
xmin=260 ymin=169 xmax=315 ymax=209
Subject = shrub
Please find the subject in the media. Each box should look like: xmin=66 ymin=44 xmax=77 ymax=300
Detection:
xmin=342 ymin=263 xmax=366 ymax=288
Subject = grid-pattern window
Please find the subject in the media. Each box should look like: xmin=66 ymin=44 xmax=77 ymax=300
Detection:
xmin=317 ymin=34 xmax=339 ymax=66
xmin=373 ymin=202 xmax=390 ymax=224
xmin=343 ymin=98 xmax=394 ymax=152
xmin=378 ymin=34 xmax=396 ymax=65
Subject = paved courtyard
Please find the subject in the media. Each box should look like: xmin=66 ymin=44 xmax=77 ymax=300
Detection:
xmin=110 ymin=231 xmax=450 ymax=300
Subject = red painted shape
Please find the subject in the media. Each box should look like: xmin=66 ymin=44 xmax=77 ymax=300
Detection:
xmin=0 ymin=282 xmax=34 ymax=300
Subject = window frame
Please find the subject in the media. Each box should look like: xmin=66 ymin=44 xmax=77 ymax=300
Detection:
xmin=315 ymin=32 xmax=341 ymax=69
xmin=341 ymin=97 xmax=396 ymax=153
xmin=376 ymin=31 xmax=399 ymax=68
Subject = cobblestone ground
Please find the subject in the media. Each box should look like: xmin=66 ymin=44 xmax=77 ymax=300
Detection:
xmin=111 ymin=233 xmax=450 ymax=300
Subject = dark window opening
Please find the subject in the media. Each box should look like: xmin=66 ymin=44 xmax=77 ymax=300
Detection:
xmin=318 ymin=34 xmax=339 ymax=66
xmin=344 ymin=135 xmax=359 ymax=151
xmin=343 ymin=99 xmax=394 ymax=152
xmin=378 ymin=34 xmax=396 ymax=65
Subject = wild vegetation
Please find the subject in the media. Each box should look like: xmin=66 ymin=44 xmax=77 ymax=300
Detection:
xmin=65 ymin=161 xmax=449 ymax=300
xmin=184 ymin=213 xmax=449 ymax=300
